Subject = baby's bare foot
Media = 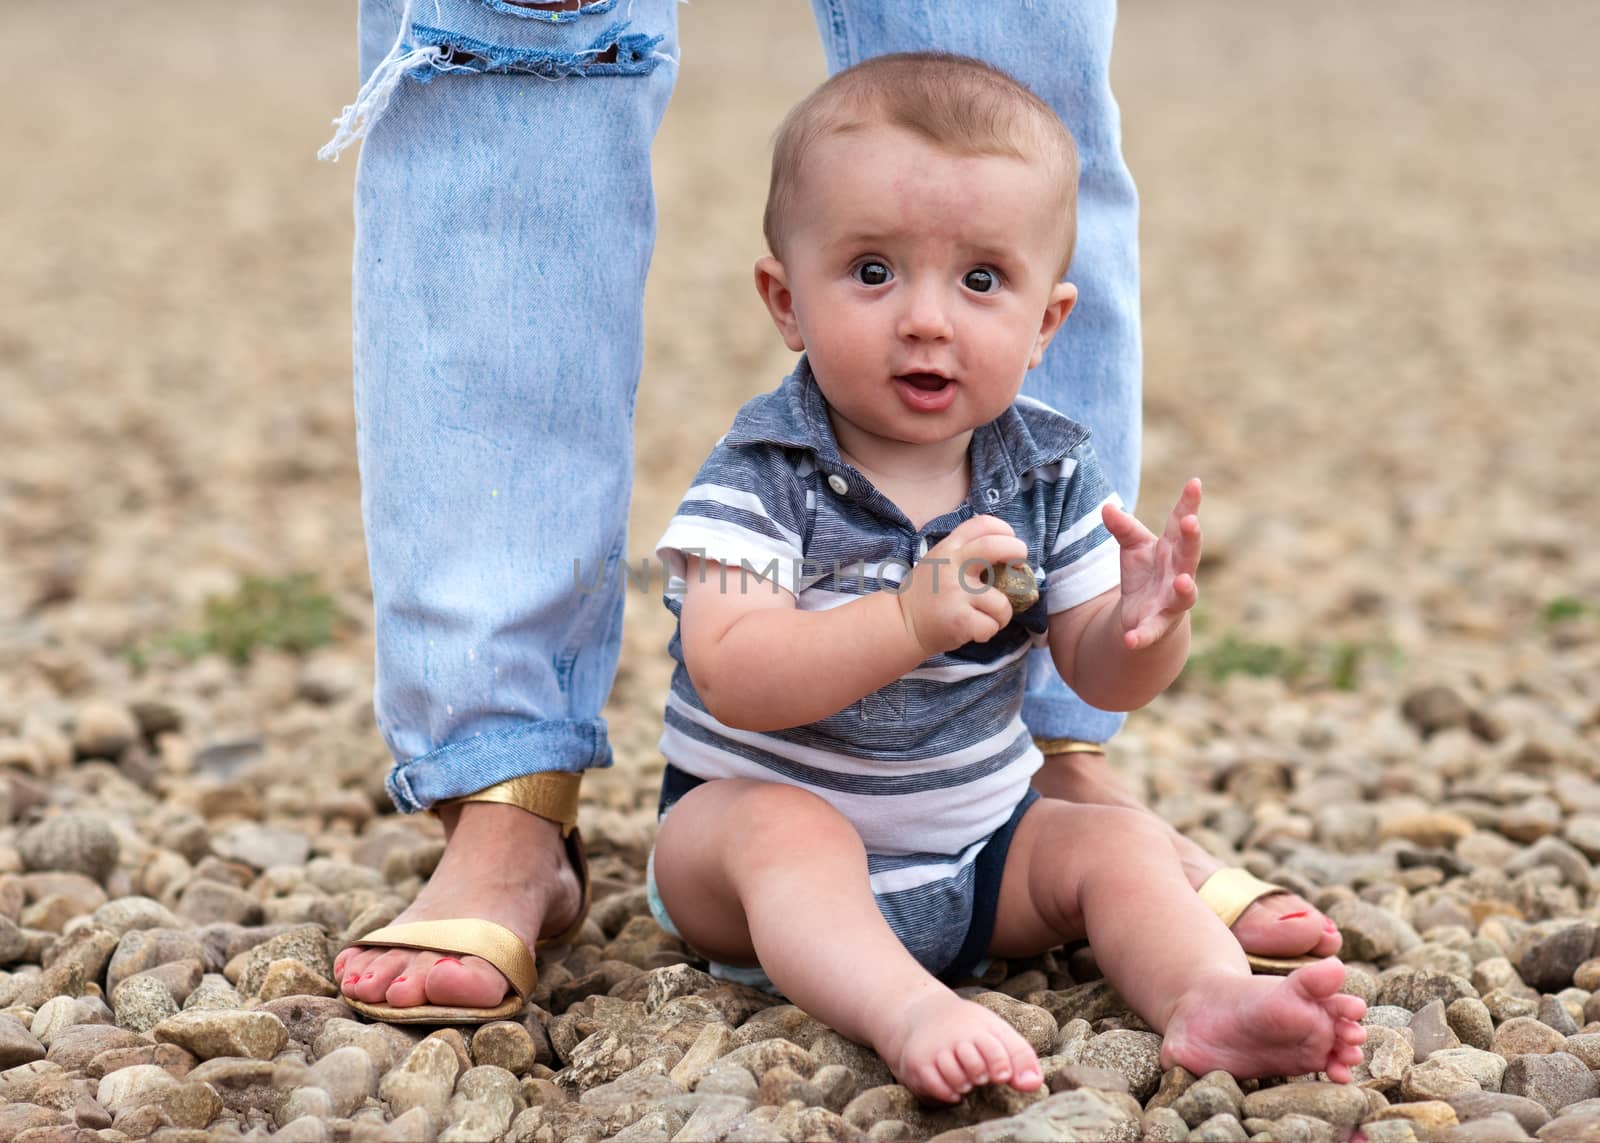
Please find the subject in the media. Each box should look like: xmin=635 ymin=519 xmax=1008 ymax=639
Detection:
xmin=1159 ymin=957 xmax=1368 ymax=1083
xmin=876 ymin=988 xmax=1043 ymax=1104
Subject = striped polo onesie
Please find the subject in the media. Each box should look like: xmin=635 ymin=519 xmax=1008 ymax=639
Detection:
xmin=653 ymin=357 xmax=1122 ymax=977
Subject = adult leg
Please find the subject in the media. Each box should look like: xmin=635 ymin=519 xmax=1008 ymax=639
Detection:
xmin=807 ymin=0 xmax=1336 ymax=960
xmin=652 ymin=780 xmax=1041 ymax=1104
xmin=989 ymin=800 xmax=1366 ymax=1082
xmin=329 ymin=0 xmax=679 ymax=1012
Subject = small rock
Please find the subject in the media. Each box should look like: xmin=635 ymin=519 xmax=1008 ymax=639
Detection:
xmin=1522 ymin=926 xmax=1598 ymax=993
xmin=1501 ymin=1052 xmax=1600 ymax=1114
xmin=257 ymin=958 xmax=339 ymax=1002
xmin=1430 ymin=1046 xmax=1508 ymax=1092
xmin=1402 ymin=1057 xmax=1480 ymax=1101
xmin=1357 ymin=1025 xmax=1414 ymax=1094
xmin=1190 ymin=1111 xmax=1248 ymax=1141
xmin=1410 ymin=999 xmax=1462 ymax=1059
xmin=96 ymin=1063 xmax=175 ymax=1113
xmin=111 ymin=973 xmax=180 ymax=1033
xmin=184 ymin=974 xmax=244 ymax=1011
xmin=1402 ymin=686 xmax=1471 ymax=737
xmin=671 ymin=1021 xmax=733 ymax=1090
xmin=643 ymin=963 xmax=717 ymax=1015
xmin=1447 ymin=1089 xmax=1552 ymax=1133
xmin=968 ymin=992 xmax=1058 ymax=1057
xmin=211 ymin=823 xmax=311 ymax=872
xmin=471 ymin=1020 xmax=538 ymax=1076
xmin=1373 ymin=1099 xmax=1459 ymax=1131
xmin=17 ymin=815 xmax=119 ymax=884
xmin=92 ymin=897 xmax=184 ymax=936
xmin=1079 ymin=1029 xmax=1163 ymax=1102
xmin=152 ymin=1009 xmax=289 ymax=1061
xmin=73 ymin=703 xmax=141 ymax=759
xmin=1494 ymin=1017 xmax=1568 ymax=1058
xmin=1331 ymin=899 xmax=1421 ymax=961
xmin=0 ymin=1012 xmax=46 ymax=1067
xmin=1377 ymin=969 xmax=1477 ymax=1011
xmin=1241 ymin=1082 xmax=1370 ymax=1129
xmin=1447 ymin=998 xmax=1495 ymax=1050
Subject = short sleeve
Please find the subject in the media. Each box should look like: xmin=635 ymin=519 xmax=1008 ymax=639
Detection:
xmin=655 ymin=438 xmax=809 ymax=599
xmin=1042 ymin=442 xmax=1123 ymax=613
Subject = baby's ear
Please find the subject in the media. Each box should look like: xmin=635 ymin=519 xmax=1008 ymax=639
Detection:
xmin=754 ymin=256 xmax=806 ymax=352
xmin=1029 ymin=281 xmax=1078 ymax=368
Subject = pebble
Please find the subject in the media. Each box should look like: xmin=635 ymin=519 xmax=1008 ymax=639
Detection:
xmin=1240 ymin=1084 xmax=1370 ymax=1129
xmin=17 ymin=815 xmax=120 ymax=885
xmin=0 ymin=1012 xmax=46 ymax=1067
xmin=1079 ymin=1029 xmax=1163 ymax=1102
xmin=1493 ymin=1017 xmax=1568 ymax=1058
xmin=1501 ymin=1052 xmax=1600 ymax=1114
xmin=72 ymin=702 xmax=141 ymax=760
xmin=151 ymin=1009 xmax=289 ymax=1060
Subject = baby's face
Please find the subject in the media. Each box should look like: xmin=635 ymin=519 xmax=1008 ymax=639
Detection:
xmin=762 ymin=123 xmax=1076 ymax=458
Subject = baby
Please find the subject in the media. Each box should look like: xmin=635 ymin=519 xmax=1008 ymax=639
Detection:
xmin=646 ymin=52 xmax=1365 ymax=1103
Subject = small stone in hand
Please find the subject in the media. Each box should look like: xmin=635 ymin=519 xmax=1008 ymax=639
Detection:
xmin=993 ymin=562 xmax=1039 ymax=614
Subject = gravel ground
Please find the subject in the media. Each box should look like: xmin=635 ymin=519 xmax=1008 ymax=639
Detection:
xmin=2 ymin=1 xmax=1598 ymax=1140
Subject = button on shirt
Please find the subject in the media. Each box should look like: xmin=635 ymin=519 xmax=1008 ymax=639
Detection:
xmin=653 ymin=356 xmax=1122 ymax=861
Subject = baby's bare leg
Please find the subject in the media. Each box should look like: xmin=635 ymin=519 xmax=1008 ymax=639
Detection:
xmin=991 ymin=801 xmax=1367 ymax=1081
xmin=653 ymin=779 xmax=1042 ymax=1102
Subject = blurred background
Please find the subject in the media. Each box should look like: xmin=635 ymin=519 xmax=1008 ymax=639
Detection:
xmin=1 ymin=0 xmax=1595 ymax=780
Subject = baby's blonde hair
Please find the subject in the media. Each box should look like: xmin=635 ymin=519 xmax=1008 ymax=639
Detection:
xmin=763 ymin=52 xmax=1081 ymax=274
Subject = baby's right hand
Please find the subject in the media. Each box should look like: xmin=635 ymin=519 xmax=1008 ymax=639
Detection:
xmin=897 ymin=515 xmax=1030 ymax=658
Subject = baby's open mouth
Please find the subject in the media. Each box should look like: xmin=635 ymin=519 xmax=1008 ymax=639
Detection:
xmin=897 ymin=373 xmax=952 ymax=391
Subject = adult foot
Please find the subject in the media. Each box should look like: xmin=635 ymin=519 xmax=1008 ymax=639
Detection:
xmin=876 ymin=987 xmax=1043 ymax=1104
xmin=334 ymin=802 xmax=583 ymax=1011
xmin=1159 ymin=957 xmax=1368 ymax=1082
xmin=1030 ymin=747 xmax=1340 ymax=961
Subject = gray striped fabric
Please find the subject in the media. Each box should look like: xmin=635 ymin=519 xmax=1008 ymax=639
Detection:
xmin=654 ymin=358 xmax=1121 ymax=967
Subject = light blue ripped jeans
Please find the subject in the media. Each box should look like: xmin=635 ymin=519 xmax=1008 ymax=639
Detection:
xmin=328 ymin=0 xmax=1141 ymax=813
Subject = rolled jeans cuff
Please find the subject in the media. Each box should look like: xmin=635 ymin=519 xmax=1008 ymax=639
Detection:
xmin=385 ymin=719 xmax=611 ymax=813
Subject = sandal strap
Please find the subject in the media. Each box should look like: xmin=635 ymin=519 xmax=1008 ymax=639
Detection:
xmin=354 ymin=918 xmax=540 ymax=999
xmin=1196 ymin=867 xmax=1285 ymax=930
xmin=1032 ymin=737 xmax=1108 ymax=757
xmin=436 ymin=772 xmax=582 ymax=837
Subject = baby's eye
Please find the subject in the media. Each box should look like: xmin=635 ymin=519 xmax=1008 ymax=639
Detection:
xmin=853 ymin=261 xmax=892 ymax=286
xmin=963 ymin=268 xmax=999 ymax=293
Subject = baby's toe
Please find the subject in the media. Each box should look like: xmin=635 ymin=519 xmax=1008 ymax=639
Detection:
xmin=954 ymin=1041 xmax=990 ymax=1087
xmin=1334 ymin=1019 xmax=1367 ymax=1046
xmin=1002 ymin=1037 xmax=1042 ymax=1090
xmin=1329 ymin=994 xmax=1367 ymax=1023
xmin=975 ymin=1033 xmax=1014 ymax=1083
xmin=935 ymin=1049 xmax=971 ymax=1098
xmin=1334 ymin=1041 xmax=1365 ymax=1067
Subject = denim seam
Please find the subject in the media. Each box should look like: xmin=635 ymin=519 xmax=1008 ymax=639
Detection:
xmin=815 ymin=0 xmax=853 ymax=70
xmin=411 ymin=22 xmax=664 ymax=80
xmin=386 ymin=721 xmax=608 ymax=812
xmin=555 ymin=530 xmax=626 ymax=699
xmin=473 ymin=0 xmax=619 ymax=20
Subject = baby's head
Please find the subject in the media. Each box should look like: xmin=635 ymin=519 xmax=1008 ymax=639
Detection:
xmin=755 ymin=53 xmax=1083 ymax=454
xmin=763 ymin=52 xmax=1080 ymax=275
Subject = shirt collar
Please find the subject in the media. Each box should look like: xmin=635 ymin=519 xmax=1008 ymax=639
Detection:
xmin=723 ymin=357 xmax=1090 ymax=505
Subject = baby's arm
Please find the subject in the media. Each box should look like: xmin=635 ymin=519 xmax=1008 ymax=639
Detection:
xmin=1049 ymin=478 xmax=1203 ymax=712
xmin=681 ymin=515 xmax=1027 ymax=731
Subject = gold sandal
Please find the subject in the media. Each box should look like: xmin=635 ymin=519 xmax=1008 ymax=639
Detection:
xmin=1196 ymin=867 xmax=1322 ymax=975
xmin=1033 ymin=739 xmax=1326 ymax=975
xmin=341 ymin=772 xmax=591 ymax=1024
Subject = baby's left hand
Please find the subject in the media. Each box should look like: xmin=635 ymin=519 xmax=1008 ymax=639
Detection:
xmin=1102 ymin=478 xmax=1203 ymax=651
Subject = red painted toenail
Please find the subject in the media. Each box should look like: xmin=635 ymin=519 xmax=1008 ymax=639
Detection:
xmin=437 ymin=956 xmax=463 ymax=965
xmin=344 ymin=975 xmax=358 ymax=983
xmin=393 ymin=977 xmax=407 ymax=984
xmin=362 ymin=972 xmax=374 ymax=979
xmin=1277 ymin=911 xmax=1309 ymax=920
